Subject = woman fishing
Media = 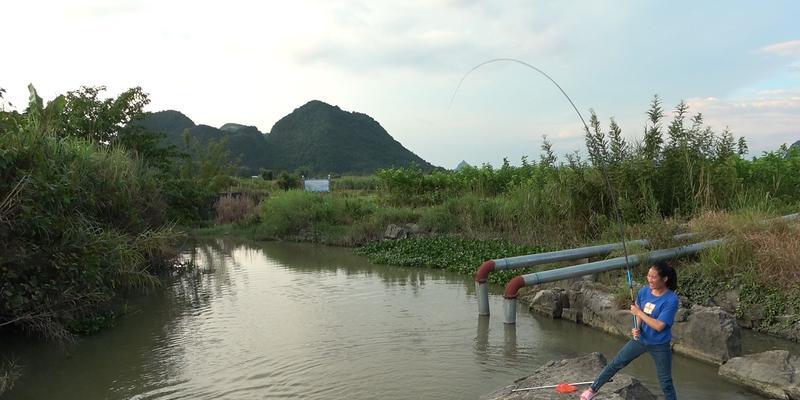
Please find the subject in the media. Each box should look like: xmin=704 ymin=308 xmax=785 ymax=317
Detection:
xmin=581 ymin=261 xmax=680 ymax=400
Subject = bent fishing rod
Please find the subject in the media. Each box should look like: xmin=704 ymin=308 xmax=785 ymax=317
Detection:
xmin=450 ymin=58 xmax=639 ymax=331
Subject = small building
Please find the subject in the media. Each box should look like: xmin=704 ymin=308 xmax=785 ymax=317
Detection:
xmin=303 ymin=175 xmax=331 ymax=192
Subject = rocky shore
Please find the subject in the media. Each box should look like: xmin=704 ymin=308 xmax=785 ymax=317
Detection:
xmin=517 ymin=280 xmax=798 ymax=399
xmin=482 ymin=353 xmax=656 ymax=400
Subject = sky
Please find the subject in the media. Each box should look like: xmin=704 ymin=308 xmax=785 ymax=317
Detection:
xmin=3 ymin=0 xmax=800 ymax=169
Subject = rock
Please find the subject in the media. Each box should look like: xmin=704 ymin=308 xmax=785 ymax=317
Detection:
xmin=519 ymin=282 xmax=743 ymax=367
xmin=383 ymin=224 xmax=407 ymax=240
xmin=482 ymin=352 xmax=656 ymax=400
xmin=403 ymin=223 xmax=422 ymax=234
xmin=574 ymin=282 xmax=632 ymax=337
xmin=710 ymin=289 xmax=739 ymax=315
xmin=562 ymin=307 xmax=583 ymax=323
xmin=783 ymin=322 xmax=800 ymax=342
xmin=738 ymin=303 xmax=766 ymax=329
xmin=529 ymin=289 xmax=568 ymax=318
xmin=719 ymin=350 xmax=800 ymax=399
xmin=672 ymin=305 xmax=741 ymax=364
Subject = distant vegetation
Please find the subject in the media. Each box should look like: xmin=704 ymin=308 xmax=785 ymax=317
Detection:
xmin=375 ymin=96 xmax=799 ymax=243
xmin=137 ymin=100 xmax=436 ymax=176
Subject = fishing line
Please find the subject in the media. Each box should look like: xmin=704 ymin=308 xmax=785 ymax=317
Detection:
xmin=450 ymin=58 xmax=639 ymax=330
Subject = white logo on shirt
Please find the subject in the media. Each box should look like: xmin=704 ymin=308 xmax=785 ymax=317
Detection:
xmin=643 ymin=302 xmax=655 ymax=315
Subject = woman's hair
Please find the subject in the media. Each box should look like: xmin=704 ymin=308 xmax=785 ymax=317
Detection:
xmin=652 ymin=261 xmax=678 ymax=291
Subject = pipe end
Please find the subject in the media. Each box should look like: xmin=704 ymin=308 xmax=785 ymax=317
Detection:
xmin=475 ymin=260 xmax=496 ymax=283
xmin=503 ymin=276 xmax=526 ymax=299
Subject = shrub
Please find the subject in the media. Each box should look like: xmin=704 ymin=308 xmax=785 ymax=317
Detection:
xmin=214 ymin=194 xmax=258 ymax=224
xmin=0 ymin=86 xmax=180 ymax=340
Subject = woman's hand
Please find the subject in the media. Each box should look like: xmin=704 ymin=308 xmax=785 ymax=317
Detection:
xmin=631 ymin=328 xmax=640 ymax=340
xmin=630 ymin=304 xmax=644 ymax=318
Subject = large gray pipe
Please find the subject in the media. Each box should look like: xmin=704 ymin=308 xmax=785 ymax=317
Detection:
xmin=476 ymin=240 xmax=648 ymax=315
xmin=478 ymin=212 xmax=798 ymax=316
xmin=475 ymin=236 xmax=692 ymax=316
xmin=502 ymin=239 xmax=725 ymax=324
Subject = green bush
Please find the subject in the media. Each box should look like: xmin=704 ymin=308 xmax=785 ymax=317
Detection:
xmin=0 ymin=86 xmax=180 ymax=340
xmin=332 ymin=175 xmax=380 ymax=191
xmin=260 ymin=191 xmax=380 ymax=239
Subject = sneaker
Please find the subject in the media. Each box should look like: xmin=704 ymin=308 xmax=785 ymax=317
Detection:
xmin=580 ymin=388 xmax=596 ymax=400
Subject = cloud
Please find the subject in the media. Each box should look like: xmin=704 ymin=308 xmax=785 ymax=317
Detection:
xmin=286 ymin=1 xmax=576 ymax=74
xmin=686 ymin=90 xmax=800 ymax=153
xmin=760 ymin=40 xmax=800 ymax=58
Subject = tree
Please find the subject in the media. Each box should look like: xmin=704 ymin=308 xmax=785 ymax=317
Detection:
xmin=277 ymin=171 xmax=301 ymax=191
xmin=715 ymin=128 xmax=736 ymax=160
xmin=642 ymin=95 xmax=664 ymax=161
xmin=737 ymin=136 xmax=749 ymax=156
xmin=539 ymin=135 xmax=557 ymax=168
xmin=585 ymin=110 xmax=609 ymax=167
xmin=260 ymin=168 xmax=274 ymax=181
xmin=114 ymin=126 xmax=183 ymax=173
xmin=608 ymin=118 xmax=627 ymax=164
xmin=58 ymin=86 xmax=149 ymax=143
xmin=666 ymin=100 xmax=689 ymax=148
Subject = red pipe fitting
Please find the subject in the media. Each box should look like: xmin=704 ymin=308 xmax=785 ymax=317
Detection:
xmin=474 ymin=260 xmax=496 ymax=283
xmin=504 ymin=276 xmax=526 ymax=299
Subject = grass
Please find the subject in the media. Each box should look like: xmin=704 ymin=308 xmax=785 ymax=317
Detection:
xmin=0 ymin=360 xmax=21 ymax=396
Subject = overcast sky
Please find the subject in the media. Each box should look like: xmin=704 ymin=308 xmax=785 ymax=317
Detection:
xmin=4 ymin=0 xmax=800 ymax=168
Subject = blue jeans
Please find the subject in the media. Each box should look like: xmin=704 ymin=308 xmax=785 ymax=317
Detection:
xmin=591 ymin=340 xmax=676 ymax=400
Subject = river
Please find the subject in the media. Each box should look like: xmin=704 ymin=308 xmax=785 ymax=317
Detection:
xmin=0 ymin=239 xmax=784 ymax=399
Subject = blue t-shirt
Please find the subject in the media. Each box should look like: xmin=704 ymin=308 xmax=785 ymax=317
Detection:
xmin=636 ymin=286 xmax=679 ymax=345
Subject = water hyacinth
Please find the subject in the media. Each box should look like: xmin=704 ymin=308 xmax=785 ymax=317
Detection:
xmin=356 ymin=237 xmax=548 ymax=285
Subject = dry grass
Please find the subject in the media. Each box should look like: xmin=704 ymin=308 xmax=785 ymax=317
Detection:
xmin=689 ymin=210 xmax=800 ymax=287
xmin=214 ymin=194 xmax=258 ymax=224
xmin=686 ymin=209 xmax=771 ymax=238
xmin=746 ymin=223 xmax=800 ymax=288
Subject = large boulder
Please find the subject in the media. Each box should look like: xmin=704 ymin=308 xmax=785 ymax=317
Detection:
xmin=574 ymin=282 xmax=632 ymax=337
xmin=710 ymin=288 xmax=739 ymax=315
xmin=528 ymin=289 xmax=569 ymax=318
xmin=719 ymin=350 xmax=800 ymax=399
xmin=672 ymin=305 xmax=741 ymax=364
xmin=482 ymin=352 xmax=656 ymax=400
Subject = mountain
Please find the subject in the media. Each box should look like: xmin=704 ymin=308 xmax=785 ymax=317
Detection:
xmin=220 ymin=123 xmax=265 ymax=137
xmin=135 ymin=101 xmax=435 ymax=175
xmin=455 ymin=160 xmax=471 ymax=171
xmin=262 ymin=100 xmax=435 ymax=174
xmin=792 ymin=140 xmax=800 ymax=150
xmin=136 ymin=110 xmax=195 ymax=136
xmin=136 ymin=110 xmax=269 ymax=175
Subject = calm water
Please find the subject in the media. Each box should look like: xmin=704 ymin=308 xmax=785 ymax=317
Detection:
xmin=0 ymin=239 xmax=778 ymax=399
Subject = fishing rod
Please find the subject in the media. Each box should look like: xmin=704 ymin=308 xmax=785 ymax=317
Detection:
xmin=511 ymin=380 xmax=593 ymax=392
xmin=511 ymin=379 xmax=613 ymax=392
xmin=450 ymin=58 xmax=639 ymax=332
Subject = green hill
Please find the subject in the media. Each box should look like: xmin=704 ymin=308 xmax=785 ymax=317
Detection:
xmin=136 ymin=110 xmax=270 ymax=175
xmin=137 ymin=101 xmax=435 ymax=175
xmin=263 ymin=100 xmax=434 ymax=174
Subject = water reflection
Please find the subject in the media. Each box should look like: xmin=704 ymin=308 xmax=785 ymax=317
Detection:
xmin=503 ymin=324 xmax=517 ymax=360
